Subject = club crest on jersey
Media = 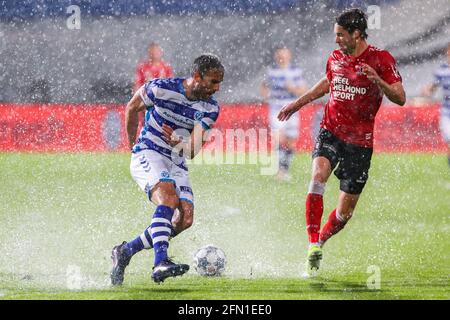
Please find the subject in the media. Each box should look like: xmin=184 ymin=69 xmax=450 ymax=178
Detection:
xmin=331 ymin=61 xmax=345 ymax=72
xmin=194 ymin=111 xmax=204 ymax=121
xmin=161 ymin=171 xmax=170 ymax=178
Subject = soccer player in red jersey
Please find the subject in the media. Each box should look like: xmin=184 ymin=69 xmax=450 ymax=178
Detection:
xmin=278 ymin=8 xmax=405 ymax=275
xmin=133 ymin=42 xmax=173 ymax=93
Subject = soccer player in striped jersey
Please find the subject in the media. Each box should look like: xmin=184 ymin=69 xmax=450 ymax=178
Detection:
xmin=261 ymin=46 xmax=308 ymax=182
xmin=278 ymin=9 xmax=405 ymax=276
xmin=111 ymin=54 xmax=224 ymax=285
xmin=422 ymin=42 xmax=450 ymax=169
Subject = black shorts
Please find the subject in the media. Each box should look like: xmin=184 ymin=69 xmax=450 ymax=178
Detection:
xmin=312 ymin=128 xmax=373 ymax=194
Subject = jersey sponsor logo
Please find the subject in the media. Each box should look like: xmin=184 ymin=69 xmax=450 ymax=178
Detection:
xmin=159 ymin=109 xmax=194 ymax=127
xmin=332 ymin=75 xmax=367 ymax=101
xmin=322 ymin=143 xmax=337 ymax=154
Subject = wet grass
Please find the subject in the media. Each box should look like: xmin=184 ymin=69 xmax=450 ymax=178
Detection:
xmin=0 ymin=152 xmax=448 ymax=300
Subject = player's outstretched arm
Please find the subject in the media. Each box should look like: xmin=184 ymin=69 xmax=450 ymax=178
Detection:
xmin=161 ymin=123 xmax=207 ymax=160
xmin=421 ymin=83 xmax=438 ymax=98
xmin=125 ymin=90 xmax=146 ymax=150
xmin=382 ymin=81 xmax=406 ymax=106
xmin=278 ymin=77 xmax=329 ymax=121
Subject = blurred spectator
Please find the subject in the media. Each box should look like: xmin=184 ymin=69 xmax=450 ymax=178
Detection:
xmin=260 ymin=46 xmax=308 ymax=181
xmin=421 ymin=42 xmax=450 ymax=169
xmin=133 ymin=42 xmax=173 ymax=93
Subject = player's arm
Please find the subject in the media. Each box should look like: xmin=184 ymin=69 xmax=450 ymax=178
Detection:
xmin=125 ymin=90 xmax=146 ymax=150
xmin=133 ymin=65 xmax=144 ymax=94
xmin=421 ymin=83 xmax=439 ymax=97
xmin=362 ymin=63 xmax=406 ymax=106
xmin=278 ymin=76 xmax=329 ymax=121
xmin=161 ymin=122 xmax=207 ymax=160
xmin=260 ymin=82 xmax=270 ymax=102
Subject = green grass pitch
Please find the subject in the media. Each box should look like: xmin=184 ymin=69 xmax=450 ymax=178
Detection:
xmin=0 ymin=152 xmax=448 ymax=300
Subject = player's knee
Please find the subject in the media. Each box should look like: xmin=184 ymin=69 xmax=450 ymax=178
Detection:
xmin=311 ymin=173 xmax=328 ymax=184
xmin=166 ymin=196 xmax=179 ymax=209
xmin=311 ymin=166 xmax=331 ymax=183
xmin=308 ymin=180 xmax=326 ymax=195
xmin=153 ymin=182 xmax=179 ymax=208
xmin=340 ymin=179 xmax=365 ymax=195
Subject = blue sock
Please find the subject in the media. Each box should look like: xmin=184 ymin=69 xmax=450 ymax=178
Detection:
xmin=126 ymin=225 xmax=153 ymax=256
xmin=150 ymin=205 xmax=174 ymax=266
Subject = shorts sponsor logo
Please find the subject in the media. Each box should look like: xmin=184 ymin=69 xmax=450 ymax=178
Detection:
xmin=323 ymin=143 xmax=337 ymax=154
xmin=194 ymin=111 xmax=204 ymax=121
xmin=180 ymin=186 xmax=193 ymax=194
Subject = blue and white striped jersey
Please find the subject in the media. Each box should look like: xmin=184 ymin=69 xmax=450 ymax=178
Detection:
xmin=265 ymin=65 xmax=306 ymax=106
xmin=133 ymin=78 xmax=220 ymax=168
xmin=433 ymin=63 xmax=450 ymax=115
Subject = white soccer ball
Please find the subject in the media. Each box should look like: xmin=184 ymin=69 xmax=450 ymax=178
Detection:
xmin=193 ymin=245 xmax=226 ymax=277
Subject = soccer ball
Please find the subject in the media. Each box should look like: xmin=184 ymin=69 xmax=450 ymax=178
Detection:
xmin=193 ymin=245 xmax=226 ymax=277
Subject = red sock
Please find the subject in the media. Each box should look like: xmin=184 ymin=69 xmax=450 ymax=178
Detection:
xmin=319 ymin=208 xmax=347 ymax=244
xmin=305 ymin=193 xmax=324 ymax=244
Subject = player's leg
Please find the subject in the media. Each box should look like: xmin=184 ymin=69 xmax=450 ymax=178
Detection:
xmin=319 ymin=143 xmax=373 ymax=246
xmin=171 ymin=165 xmax=195 ymax=236
xmin=172 ymin=200 xmax=194 ymax=236
xmin=111 ymin=151 xmax=188 ymax=285
xmin=304 ymin=129 xmax=339 ymax=274
xmin=111 ymin=150 xmax=168 ymax=285
xmin=319 ymin=191 xmax=359 ymax=245
xmin=306 ymin=156 xmax=332 ymax=244
xmin=306 ymin=129 xmax=338 ymax=245
xmin=277 ymin=114 xmax=299 ymax=181
xmin=439 ymin=112 xmax=450 ymax=168
xmin=144 ymin=180 xmax=189 ymax=283
xmin=119 ymin=151 xmax=170 ymax=257
xmin=149 ymin=161 xmax=192 ymax=282
xmin=123 ymin=163 xmax=194 ymax=254
xmin=269 ymin=105 xmax=291 ymax=181
xmin=304 ymin=156 xmax=333 ymax=274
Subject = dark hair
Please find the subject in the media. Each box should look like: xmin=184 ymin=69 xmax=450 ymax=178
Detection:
xmin=192 ymin=54 xmax=224 ymax=77
xmin=336 ymin=8 xmax=368 ymax=39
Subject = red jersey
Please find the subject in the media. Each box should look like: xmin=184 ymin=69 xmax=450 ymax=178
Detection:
xmin=322 ymin=45 xmax=402 ymax=147
xmin=134 ymin=60 xmax=173 ymax=89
